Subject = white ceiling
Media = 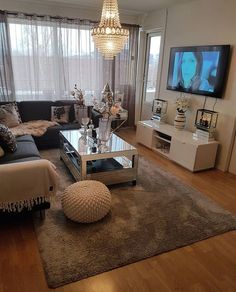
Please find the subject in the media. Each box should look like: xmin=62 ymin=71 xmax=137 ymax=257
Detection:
xmin=19 ymin=0 xmax=192 ymax=14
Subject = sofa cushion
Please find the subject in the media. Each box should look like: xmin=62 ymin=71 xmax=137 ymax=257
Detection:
xmin=16 ymin=135 xmax=35 ymax=143
xmin=3 ymin=156 xmax=40 ymax=164
xmin=0 ymin=140 xmax=40 ymax=164
xmin=33 ymin=123 xmax=80 ymax=149
xmin=18 ymin=101 xmax=54 ymax=122
xmin=0 ymin=124 xmax=17 ymax=152
xmin=0 ymin=102 xmax=22 ymax=128
xmin=60 ymin=123 xmax=81 ymax=131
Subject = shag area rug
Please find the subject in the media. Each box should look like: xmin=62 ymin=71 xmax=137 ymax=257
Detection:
xmin=34 ymin=149 xmax=236 ymax=288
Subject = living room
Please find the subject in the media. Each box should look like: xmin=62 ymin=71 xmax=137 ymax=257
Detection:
xmin=0 ymin=0 xmax=236 ymax=291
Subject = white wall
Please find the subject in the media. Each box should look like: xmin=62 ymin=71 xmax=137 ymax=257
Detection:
xmin=140 ymin=9 xmax=167 ymax=31
xmin=0 ymin=0 xmax=139 ymax=24
xmin=140 ymin=0 xmax=236 ymax=171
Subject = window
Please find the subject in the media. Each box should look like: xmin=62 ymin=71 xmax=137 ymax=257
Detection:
xmin=8 ymin=18 xmax=107 ymax=102
xmin=5 ymin=16 xmax=139 ymax=126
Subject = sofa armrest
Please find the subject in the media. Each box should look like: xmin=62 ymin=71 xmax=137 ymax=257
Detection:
xmin=0 ymin=159 xmax=59 ymax=212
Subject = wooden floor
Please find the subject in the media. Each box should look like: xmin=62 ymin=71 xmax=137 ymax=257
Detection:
xmin=1 ymin=128 xmax=236 ymax=292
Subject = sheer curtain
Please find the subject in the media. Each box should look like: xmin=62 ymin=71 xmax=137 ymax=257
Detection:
xmin=115 ymin=25 xmax=139 ymax=126
xmin=8 ymin=14 xmax=112 ymax=102
xmin=0 ymin=11 xmax=15 ymax=101
xmin=7 ymin=13 xmax=139 ymax=126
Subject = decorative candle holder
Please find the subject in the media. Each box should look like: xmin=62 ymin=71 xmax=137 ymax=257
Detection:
xmin=195 ymin=109 xmax=219 ymax=131
xmin=152 ymin=99 xmax=168 ymax=123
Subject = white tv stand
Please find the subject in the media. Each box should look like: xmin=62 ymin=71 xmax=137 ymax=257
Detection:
xmin=136 ymin=120 xmax=219 ymax=172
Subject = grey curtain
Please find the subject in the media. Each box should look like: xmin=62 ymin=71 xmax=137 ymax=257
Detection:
xmin=115 ymin=25 xmax=139 ymax=127
xmin=0 ymin=11 xmax=15 ymax=101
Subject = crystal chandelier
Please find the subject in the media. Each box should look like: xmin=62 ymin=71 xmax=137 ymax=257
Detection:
xmin=91 ymin=0 xmax=129 ymax=60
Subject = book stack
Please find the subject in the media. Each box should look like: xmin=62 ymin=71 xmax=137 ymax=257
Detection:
xmin=193 ymin=129 xmax=215 ymax=142
xmin=151 ymin=113 xmax=167 ymax=123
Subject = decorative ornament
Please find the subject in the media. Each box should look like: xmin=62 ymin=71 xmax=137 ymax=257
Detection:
xmin=91 ymin=0 xmax=129 ymax=60
xmin=195 ymin=109 xmax=218 ymax=131
xmin=176 ymin=97 xmax=189 ymax=113
xmin=71 ymin=84 xmax=84 ymax=106
xmin=152 ymin=99 xmax=168 ymax=123
xmin=93 ymin=83 xmax=121 ymax=118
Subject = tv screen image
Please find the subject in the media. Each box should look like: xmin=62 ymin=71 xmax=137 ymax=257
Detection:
xmin=167 ymin=45 xmax=230 ymax=98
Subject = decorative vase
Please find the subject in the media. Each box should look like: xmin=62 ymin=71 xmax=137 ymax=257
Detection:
xmin=174 ymin=112 xmax=186 ymax=130
xmin=98 ymin=117 xmax=112 ymax=143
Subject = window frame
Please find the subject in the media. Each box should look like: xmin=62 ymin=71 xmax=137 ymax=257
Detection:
xmin=142 ymin=30 xmax=164 ymax=104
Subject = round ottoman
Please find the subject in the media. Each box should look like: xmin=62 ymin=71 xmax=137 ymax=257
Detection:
xmin=61 ymin=180 xmax=111 ymax=223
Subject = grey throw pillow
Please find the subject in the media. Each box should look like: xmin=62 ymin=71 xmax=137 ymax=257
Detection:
xmin=51 ymin=106 xmax=70 ymax=124
xmin=0 ymin=124 xmax=17 ymax=152
xmin=0 ymin=102 xmax=22 ymax=128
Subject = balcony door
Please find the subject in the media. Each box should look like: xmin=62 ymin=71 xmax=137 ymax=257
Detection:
xmin=141 ymin=32 xmax=163 ymax=120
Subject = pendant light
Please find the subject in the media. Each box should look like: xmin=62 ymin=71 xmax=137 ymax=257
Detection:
xmin=91 ymin=0 xmax=129 ymax=60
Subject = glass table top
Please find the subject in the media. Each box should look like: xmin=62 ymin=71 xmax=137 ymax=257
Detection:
xmin=60 ymin=129 xmax=137 ymax=157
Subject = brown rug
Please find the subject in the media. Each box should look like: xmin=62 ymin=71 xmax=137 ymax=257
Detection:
xmin=34 ymin=149 xmax=236 ymax=288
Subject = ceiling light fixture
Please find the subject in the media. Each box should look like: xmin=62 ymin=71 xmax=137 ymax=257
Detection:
xmin=91 ymin=0 xmax=129 ymax=60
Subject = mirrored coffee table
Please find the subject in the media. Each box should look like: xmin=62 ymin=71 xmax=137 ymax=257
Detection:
xmin=59 ymin=130 xmax=138 ymax=186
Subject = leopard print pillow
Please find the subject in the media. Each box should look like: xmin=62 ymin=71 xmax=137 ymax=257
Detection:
xmin=0 ymin=124 xmax=17 ymax=152
xmin=51 ymin=106 xmax=70 ymax=123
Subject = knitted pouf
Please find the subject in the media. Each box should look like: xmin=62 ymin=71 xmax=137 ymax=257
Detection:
xmin=61 ymin=180 xmax=111 ymax=223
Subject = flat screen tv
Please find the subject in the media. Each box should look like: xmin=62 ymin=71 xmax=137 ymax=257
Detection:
xmin=167 ymin=45 xmax=230 ymax=98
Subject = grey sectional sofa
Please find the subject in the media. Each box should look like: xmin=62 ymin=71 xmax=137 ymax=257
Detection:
xmin=0 ymin=100 xmax=89 ymax=213
xmin=0 ymin=100 xmax=88 ymax=163
xmin=2 ymin=100 xmax=88 ymax=148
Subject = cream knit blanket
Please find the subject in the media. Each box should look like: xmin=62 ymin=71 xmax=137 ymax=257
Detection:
xmin=10 ymin=120 xmax=59 ymax=137
xmin=0 ymin=159 xmax=59 ymax=212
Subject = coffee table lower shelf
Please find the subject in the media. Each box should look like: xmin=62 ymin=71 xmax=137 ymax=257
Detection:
xmin=60 ymin=149 xmax=138 ymax=186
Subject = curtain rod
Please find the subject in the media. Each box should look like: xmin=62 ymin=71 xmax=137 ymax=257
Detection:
xmin=2 ymin=10 xmax=141 ymax=28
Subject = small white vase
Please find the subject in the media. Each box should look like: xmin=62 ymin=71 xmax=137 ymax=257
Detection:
xmin=174 ymin=112 xmax=186 ymax=130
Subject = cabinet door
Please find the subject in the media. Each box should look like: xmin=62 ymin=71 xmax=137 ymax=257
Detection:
xmin=136 ymin=123 xmax=153 ymax=149
xmin=169 ymin=138 xmax=197 ymax=171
